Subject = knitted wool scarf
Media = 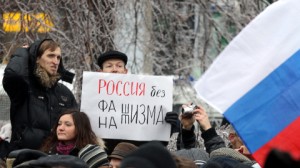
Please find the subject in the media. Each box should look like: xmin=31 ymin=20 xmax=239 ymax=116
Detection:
xmin=56 ymin=142 xmax=75 ymax=155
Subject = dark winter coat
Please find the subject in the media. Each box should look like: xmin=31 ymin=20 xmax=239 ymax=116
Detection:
xmin=176 ymin=126 xmax=197 ymax=150
xmin=201 ymin=128 xmax=226 ymax=154
xmin=2 ymin=39 xmax=77 ymax=156
xmin=177 ymin=126 xmax=226 ymax=153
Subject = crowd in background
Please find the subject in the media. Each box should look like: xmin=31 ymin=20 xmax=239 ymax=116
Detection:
xmin=0 ymin=39 xmax=299 ymax=168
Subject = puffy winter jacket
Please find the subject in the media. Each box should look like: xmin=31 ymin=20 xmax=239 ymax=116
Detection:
xmin=2 ymin=39 xmax=77 ymax=155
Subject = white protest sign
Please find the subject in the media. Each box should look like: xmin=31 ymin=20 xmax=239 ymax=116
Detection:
xmin=80 ymin=71 xmax=173 ymax=141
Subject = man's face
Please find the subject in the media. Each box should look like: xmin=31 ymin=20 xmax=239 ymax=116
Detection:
xmin=36 ymin=47 xmax=61 ymax=76
xmin=228 ymin=132 xmax=244 ymax=149
xmin=100 ymin=59 xmax=128 ymax=74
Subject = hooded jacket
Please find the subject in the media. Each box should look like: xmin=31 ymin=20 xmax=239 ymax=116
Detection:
xmin=2 ymin=39 xmax=77 ymax=155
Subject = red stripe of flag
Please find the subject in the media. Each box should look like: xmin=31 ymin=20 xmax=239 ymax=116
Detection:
xmin=253 ymin=117 xmax=300 ymax=166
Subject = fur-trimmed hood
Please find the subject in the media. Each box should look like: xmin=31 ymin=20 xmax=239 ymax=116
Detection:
xmin=28 ymin=39 xmax=75 ymax=84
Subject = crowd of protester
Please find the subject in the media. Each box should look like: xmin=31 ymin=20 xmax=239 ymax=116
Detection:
xmin=1 ymin=39 xmax=300 ymax=168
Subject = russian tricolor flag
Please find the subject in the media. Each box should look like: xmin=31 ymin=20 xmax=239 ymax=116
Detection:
xmin=194 ymin=0 xmax=300 ymax=166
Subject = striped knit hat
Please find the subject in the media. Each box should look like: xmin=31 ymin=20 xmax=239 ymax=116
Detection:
xmin=78 ymin=144 xmax=109 ymax=168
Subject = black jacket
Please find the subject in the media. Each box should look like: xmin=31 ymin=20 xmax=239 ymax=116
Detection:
xmin=177 ymin=126 xmax=226 ymax=153
xmin=176 ymin=126 xmax=197 ymax=150
xmin=2 ymin=39 xmax=77 ymax=156
xmin=201 ymin=127 xmax=226 ymax=154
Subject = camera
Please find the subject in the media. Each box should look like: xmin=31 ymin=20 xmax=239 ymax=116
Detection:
xmin=182 ymin=104 xmax=197 ymax=113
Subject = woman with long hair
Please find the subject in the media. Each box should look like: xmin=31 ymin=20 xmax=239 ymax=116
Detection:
xmin=40 ymin=109 xmax=108 ymax=168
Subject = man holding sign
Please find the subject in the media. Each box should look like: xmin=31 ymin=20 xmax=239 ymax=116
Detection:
xmin=81 ymin=50 xmax=178 ymax=155
xmin=97 ymin=50 xmax=128 ymax=74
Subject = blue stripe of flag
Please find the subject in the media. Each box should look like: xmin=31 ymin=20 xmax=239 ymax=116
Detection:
xmin=224 ymin=49 xmax=300 ymax=153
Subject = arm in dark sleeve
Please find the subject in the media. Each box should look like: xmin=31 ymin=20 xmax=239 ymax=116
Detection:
xmin=170 ymin=119 xmax=180 ymax=135
xmin=176 ymin=125 xmax=196 ymax=150
xmin=3 ymin=48 xmax=30 ymax=100
xmin=201 ymin=127 xmax=226 ymax=154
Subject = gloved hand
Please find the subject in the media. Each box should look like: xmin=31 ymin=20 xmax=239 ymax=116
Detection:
xmin=165 ymin=111 xmax=179 ymax=125
xmin=165 ymin=111 xmax=180 ymax=134
xmin=58 ymin=58 xmax=75 ymax=84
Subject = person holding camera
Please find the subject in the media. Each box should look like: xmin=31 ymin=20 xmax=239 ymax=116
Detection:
xmin=177 ymin=104 xmax=258 ymax=168
xmin=176 ymin=103 xmax=225 ymax=152
xmin=185 ymin=105 xmax=252 ymax=157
